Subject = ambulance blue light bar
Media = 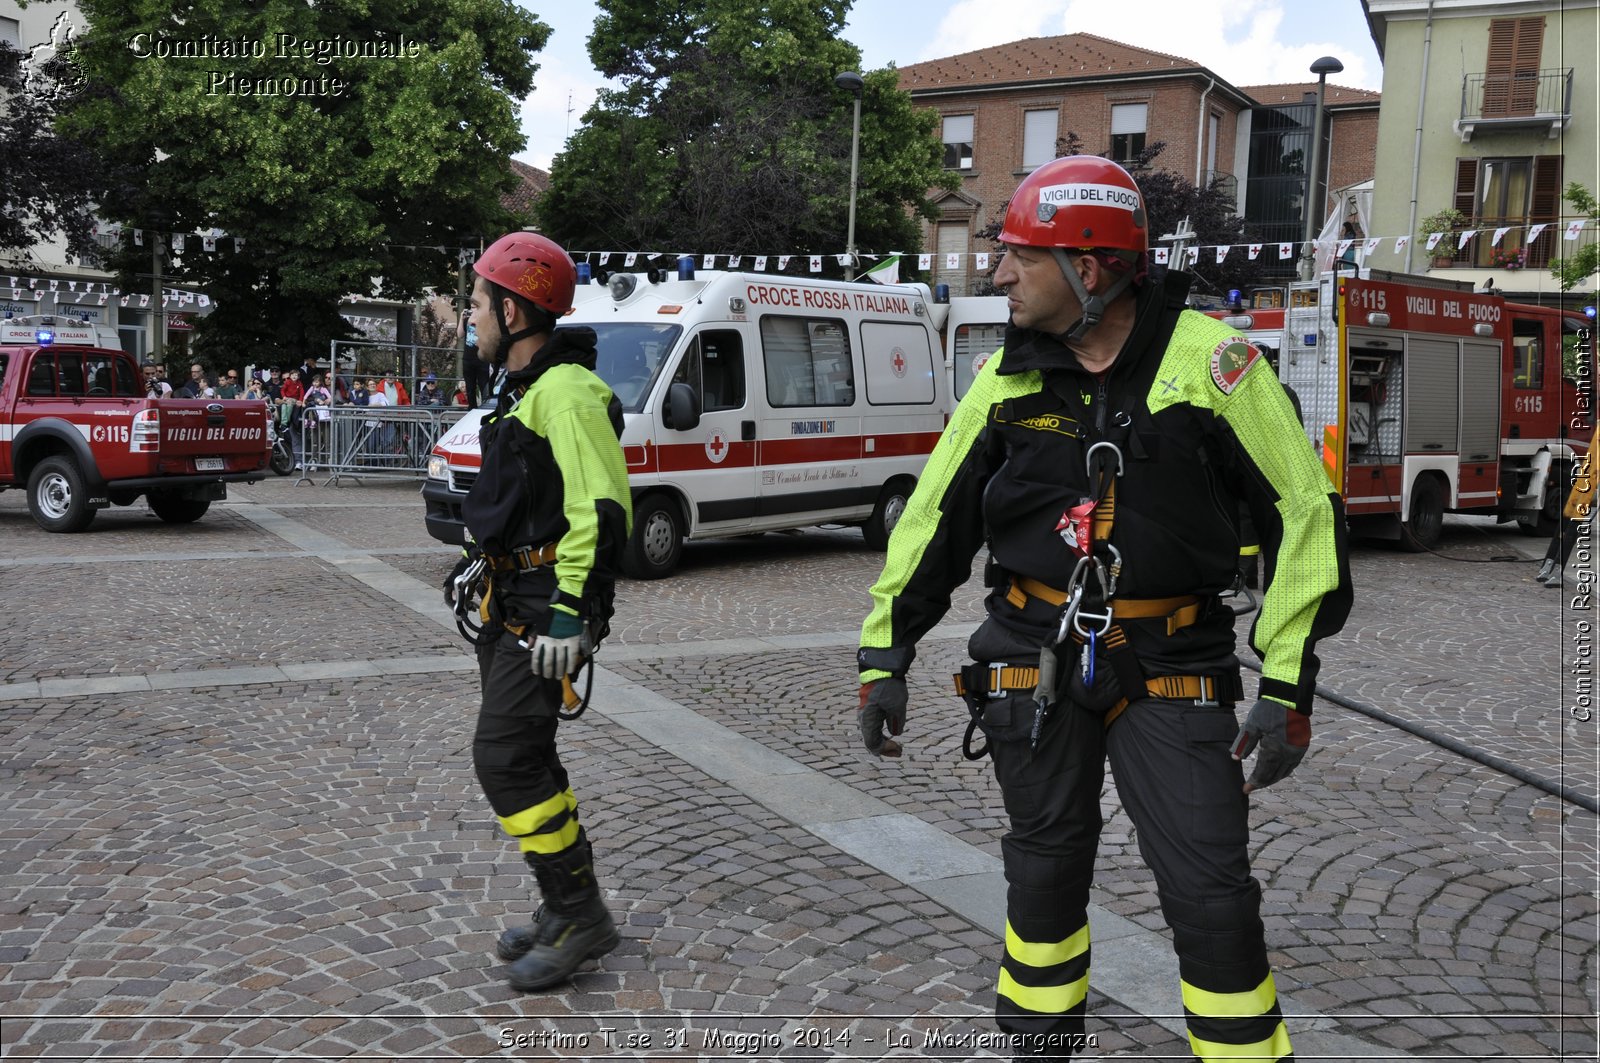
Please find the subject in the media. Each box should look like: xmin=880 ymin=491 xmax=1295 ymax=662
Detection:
xmin=36 ymin=328 xmax=54 ymax=346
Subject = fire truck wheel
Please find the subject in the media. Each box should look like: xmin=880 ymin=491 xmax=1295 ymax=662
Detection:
xmin=26 ymin=456 xmax=97 ymax=533
xmin=624 ymin=494 xmax=684 ymax=580
xmin=1402 ymin=475 xmax=1445 ymax=552
xmin=863 ymin=477 xmax=914 ymax=552
xmin=147 ymin=491 xmax=212 ymax=524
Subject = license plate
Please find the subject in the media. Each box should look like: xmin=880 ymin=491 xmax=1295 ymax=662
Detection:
xmin=195 ymin=457 xmax=225 ymax=471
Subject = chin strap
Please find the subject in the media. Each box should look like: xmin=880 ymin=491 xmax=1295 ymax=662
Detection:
xmin=487 ymin=285 xmax=545 ymax=366
xmin=1051 ymin=249 xmax=1137 ymax=342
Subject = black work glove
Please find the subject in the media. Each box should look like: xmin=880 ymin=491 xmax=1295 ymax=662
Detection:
xmin=858 ymin=678 xmax=907 ymax=758
xmin=1231 ymin=697 xmax=1311 ymax=793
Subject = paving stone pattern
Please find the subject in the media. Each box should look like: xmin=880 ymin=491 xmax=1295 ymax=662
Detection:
xmin=0 ymin=477 xmax=1595 ymax=1060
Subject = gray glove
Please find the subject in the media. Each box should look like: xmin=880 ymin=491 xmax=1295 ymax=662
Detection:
xmin=530 ymin=608 xmax=584 ymax=679
xmin=858 ymin=678 xmax=908 ymax=757
xmin=1230 ymin=697 xmax=1311 ymax=793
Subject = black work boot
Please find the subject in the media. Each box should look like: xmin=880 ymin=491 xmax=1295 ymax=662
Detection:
xmin=502 ymin=834 xmax=619 ymax=991
xmin=494 ymin=903 xmax=547 ymax=962
xmin=505 ymin=892 xmax=619 ymax=992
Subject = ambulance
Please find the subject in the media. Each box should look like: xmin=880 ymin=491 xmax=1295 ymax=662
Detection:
xmin=424 ymin=270 xmax=1005 ymax=578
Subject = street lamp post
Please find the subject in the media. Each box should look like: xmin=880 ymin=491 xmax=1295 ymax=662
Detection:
xmin=1298 ymin=55 xmax=1344 ymax=281
xmin=835 ymin=70 xmax=864 ymax=280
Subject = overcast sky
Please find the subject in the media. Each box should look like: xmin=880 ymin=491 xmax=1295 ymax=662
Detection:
xmin=511 ymin=0 xmax=1384 ymax=170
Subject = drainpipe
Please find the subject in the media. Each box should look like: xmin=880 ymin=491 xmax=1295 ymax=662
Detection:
xmin=1403 ymin=0 xmax=1437 ymax=274
xmin=1194 ymin=77 xmax=1216 ymax=184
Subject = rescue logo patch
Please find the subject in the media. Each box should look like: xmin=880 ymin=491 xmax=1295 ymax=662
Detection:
xmin=1209 ymin=337 xmax=1260 ymax=395
xmin=1014 ymin=413 xmax=1080 ymax=438
xmin=704 ymin=428 xmax=730 ymax=464
xmin=889 ymin=346 xmax=907 ymax=378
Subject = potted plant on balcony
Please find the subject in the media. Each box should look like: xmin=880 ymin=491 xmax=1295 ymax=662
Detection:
xmin=1490 ymin=246 xmax=1526 ymax=271
xmin=1420 ymin=208 xmax=1468 ymax=267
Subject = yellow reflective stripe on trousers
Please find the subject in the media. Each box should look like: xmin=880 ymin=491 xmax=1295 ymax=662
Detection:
xmin=1181 ymin=972 xmax=1278 ymax=1018
xmin=498 ymin=788 xmax=581 ymax=854
xmin=1186 ymin=1021 xmax=1292 ymax=1061
xmin=1004 ymin=920 xmax=1088 ymax=969
xmin=998 ymin=920 xmax=1090 ymax=1014
xmin=997 ymin=968 xmax=1089 ymax=1015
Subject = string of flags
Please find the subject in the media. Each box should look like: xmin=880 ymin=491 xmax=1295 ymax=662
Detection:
xmin=4 ymin=275 xmax=212 ymax=310
xmin=569 ymin=218 xmax=1590 ymax=276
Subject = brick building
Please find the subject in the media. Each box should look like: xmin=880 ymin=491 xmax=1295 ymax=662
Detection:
xmin=895 ymin=33 xmax=1379 ymax=292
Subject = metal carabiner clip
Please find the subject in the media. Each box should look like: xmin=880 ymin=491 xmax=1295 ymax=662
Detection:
xmin=1055 ymin=584 xmax=1084 ymax=646
xmin=1084 ymin=439 xmax=1125 ymax=479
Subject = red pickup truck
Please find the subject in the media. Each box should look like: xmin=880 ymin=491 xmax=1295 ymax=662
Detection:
xmin=0 ymin=320 xmax=270 ymax=532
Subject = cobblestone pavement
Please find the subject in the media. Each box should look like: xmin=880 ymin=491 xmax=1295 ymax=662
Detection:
xmin=0 ymin=476 xmax=1595 ymax=1061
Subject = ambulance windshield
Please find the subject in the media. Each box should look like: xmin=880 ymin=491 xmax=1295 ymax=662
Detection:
xmin=578 ymin=322 xmax=682 ymax=412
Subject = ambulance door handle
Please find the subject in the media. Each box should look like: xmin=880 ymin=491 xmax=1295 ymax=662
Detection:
xmin=741 ymin=420 xmax=756 ymax=441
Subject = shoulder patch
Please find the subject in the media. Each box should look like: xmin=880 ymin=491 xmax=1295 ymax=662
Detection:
xmin=1209 ymin=337 xmax=1260 ymax=395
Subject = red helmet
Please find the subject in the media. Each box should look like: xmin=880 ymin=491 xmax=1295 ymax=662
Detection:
xmin=997 ymin=156 xmax=1148 ymax=253
xmin=473 ymin=231 xmax=577 ymax=315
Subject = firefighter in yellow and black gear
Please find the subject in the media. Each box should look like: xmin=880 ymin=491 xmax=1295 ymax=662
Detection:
xmin=455 ymin=231 xmax=631 ymax=993
xmin=855 ymin=157 xmax=1352 ymax=1060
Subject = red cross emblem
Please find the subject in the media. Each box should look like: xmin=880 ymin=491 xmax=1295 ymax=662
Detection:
xmin=705 ymin=430 xmax=729 ymax=464
xmin=890 ymin=347 xmax=906 ymax=378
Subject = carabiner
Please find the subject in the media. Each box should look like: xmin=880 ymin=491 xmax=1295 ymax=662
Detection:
xmin=1084 ymin=439 xmax=1125 ymax=479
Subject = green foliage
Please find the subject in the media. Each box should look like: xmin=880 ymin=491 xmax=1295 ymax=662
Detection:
xmin=537 ymin=0 xmax=953 ymax=263
xmin=59 ymin=0 xmax=548 ymax=365
xmin=1551 ymin=183 xmax=1599 ymax=293
xmin=0 ymin=39 xmax=115 ymax=259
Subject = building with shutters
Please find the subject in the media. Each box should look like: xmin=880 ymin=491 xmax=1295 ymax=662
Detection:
xmin=1363 ymin=0 xmax=1597 ymax=299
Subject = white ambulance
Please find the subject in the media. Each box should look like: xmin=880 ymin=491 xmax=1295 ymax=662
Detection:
xmin=424 ymin=271 xmax=1005 ymax=578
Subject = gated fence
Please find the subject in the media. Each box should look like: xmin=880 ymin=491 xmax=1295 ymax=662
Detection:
xmin=290 ymin=403 xmax=469 ymax=484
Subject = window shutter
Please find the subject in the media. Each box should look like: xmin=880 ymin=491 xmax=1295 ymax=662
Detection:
xmin=1451 ymin=159 xmax=1479 ymax=263
xmin=1484 ymin=18 xmax=1544 ymax=116
xmin=1453 ymin=158 xmax=1479 ymax=217
xmin=1526 ymin=154 xmax=1562 ymax=267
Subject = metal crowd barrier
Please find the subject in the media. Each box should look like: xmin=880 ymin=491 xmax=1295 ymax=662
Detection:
xmin=293 ymin=404 xmax=468 ymax=485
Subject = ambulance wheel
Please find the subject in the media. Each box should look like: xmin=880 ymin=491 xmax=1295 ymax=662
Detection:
xmin=863 ymin=477 xmax=913 ymax=552
xmin=147 ymin=491 xmax=211 ymax=524
xmin=1402 ymin=475 xmax=1444 ymax=552
xmin=624 ymin=494 xmax=683 ymax=580
xmin=26 ymin=456 xmax=97 ymax=533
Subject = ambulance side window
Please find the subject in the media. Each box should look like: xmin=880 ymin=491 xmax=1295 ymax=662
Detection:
xmin=760 ymin=316 xmax=855 ymax=408
xmin=672 ymin=330 xmax=746 ymax=412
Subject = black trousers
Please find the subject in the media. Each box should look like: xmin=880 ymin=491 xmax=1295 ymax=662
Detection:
xmin=981 ymin=679 xmax=1291 ymax=1060
xmin=473 ymin=630 xmax=582 ymax=859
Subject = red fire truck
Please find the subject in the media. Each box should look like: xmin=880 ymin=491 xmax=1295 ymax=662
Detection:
xmin=1210 ymin=271 xmax=1592 ymax=549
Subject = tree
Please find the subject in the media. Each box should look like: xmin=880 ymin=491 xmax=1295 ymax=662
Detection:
xmin=0 ymin=39 xmax=114 ymax=261
xmin=970 ymin=135 xmax=1264 ymax=300
xmin=1551 ymin=182 xmax=1599 ymax=293
xmin=58 ymin=0 xmax=549 ymax=367
xmin=537 ymin=0 xmax=953 ymax=266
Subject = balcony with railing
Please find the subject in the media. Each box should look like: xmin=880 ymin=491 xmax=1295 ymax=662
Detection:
xmin=1435 ymin=216 xmax=1556 ymax=271
xmin=1456 ymin=69 xmax=1573 ymax=142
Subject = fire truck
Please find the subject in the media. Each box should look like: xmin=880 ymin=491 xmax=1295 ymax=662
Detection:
xmin=1211 ymin=271 xmax=1593 ymax=549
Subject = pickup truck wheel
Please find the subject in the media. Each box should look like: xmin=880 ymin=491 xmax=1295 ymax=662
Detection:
xmin=623 ymin=495 xmax=683 ymax=580
xmin=862 ymin=477 xmax=913 ymax=551
xmin=27 ymin=456 xmax=97 ymax=533
xmin=147 ymin=491 xmax=211 ymax=524
xmin=1402 ymin=475 xmax=1444 ymax=552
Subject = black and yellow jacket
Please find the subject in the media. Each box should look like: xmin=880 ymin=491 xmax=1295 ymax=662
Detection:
xmin=859 ymin=276 xmax=1352 ymax=713
xmin=463 ymin=327 xmax=632 ymax=626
